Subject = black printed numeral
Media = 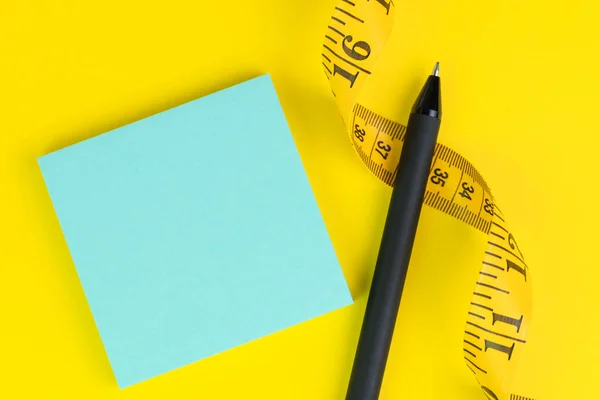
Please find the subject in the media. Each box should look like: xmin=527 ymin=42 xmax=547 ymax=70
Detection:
xmin=508 ymin=233 xmax=525 ymax=259
xmin=506 ymin=259 xmax=527 ymax=282
xmin=342 ymin=36 xmax=371 ymax=61
xmin=430 ymin=168 xmax=448 ymax=187
xmin=485 ymin=339 xmax=515 ymax=360
xmin=332 ymin=36 xmax=372 ymax=88
xmin=333 ymin=64 xmax=359 ymax=88
xmin=492 ymin=312 xmax=524 ymax=333
xmin=483 ymin=198 xmax=494 ymax=216
xmin=375 ymin=141 xmax=391 ymax=159
xmin=459 ymin=182 xmax=475 ymax=200
xmin=354 ymin=124 xmax=366 ymax=142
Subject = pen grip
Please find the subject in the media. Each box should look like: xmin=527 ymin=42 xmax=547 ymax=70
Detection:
xmin=345 ymin=113 xmax=440 ymax=400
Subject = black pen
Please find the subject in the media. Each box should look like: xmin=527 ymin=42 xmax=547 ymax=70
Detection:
xmin=345 ymin=63 xmax=442 ymax=400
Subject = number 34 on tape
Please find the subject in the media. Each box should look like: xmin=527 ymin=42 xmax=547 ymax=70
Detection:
xmin=322 ymin=1 xmax=534 ymax=399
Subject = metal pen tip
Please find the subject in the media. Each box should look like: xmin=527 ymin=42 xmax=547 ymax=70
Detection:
xmin=432 ymin=62 xmax=440 ymax=76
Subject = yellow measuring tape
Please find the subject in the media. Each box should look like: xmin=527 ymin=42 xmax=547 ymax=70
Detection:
xmin=322 ymin=1 xmax=533 ymax=399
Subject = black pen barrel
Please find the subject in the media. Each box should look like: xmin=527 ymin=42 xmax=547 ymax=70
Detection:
xmin=345 ymin=71 xmax=441 ymax=400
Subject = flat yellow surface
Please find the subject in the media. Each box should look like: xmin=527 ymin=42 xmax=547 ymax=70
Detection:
xmin=1 ymin=0 xmax=598 ymax=398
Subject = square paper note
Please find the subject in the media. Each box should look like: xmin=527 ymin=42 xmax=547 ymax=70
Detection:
xmin=38 ymin=74 xmax=352 ymax=388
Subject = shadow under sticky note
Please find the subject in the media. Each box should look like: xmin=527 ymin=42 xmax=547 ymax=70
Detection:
xmin=38 ymin=74 xmax=353 ymax=389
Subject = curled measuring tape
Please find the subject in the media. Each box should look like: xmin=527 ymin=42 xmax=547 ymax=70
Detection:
xmin=322 ymin=1 xmax=533 ymax=399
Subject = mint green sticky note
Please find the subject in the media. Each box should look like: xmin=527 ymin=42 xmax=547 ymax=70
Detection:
xmin=38 ymin=74 xmax=353 ymax=388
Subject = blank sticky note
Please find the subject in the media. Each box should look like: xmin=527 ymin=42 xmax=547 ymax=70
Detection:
xmin=38 ymin=74 xmax=353 ymax=388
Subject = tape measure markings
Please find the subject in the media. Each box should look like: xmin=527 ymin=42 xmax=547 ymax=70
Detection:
xmin=351 ymin=105 xmax=498 ymax=232
xmin=331 ymin=16 xmax=346 ymax=26
xmin=490 ymin=231 xmax=505 ymax=241
xmin=323 ymin=44 xmax=372 ymax=75
xmin=466 ymin=330 xmax=480 ymax=340
xmin=466 ymin=321 xmax=526 ymax=344
xmin=471 ymin=301 xmax=494 ymax=311
xmin=465 ymin=356 xmax=487 ymax=373
xmin=476 ymin=281 xmax=509 ymax=295
xmin=488 ymin=242 xmax=526 ymax=266
xmin=468 ymin=310 xmax=485 ymax=320
xmin=335 ymin=7 xmax=364 ymax=23
xmin=324 ymin=1 xmax=533 ymax=399
xmin=492 ymin=222 xmax=507 ymax=234
xmin=326 ymin=25 xmax=345 ymax=38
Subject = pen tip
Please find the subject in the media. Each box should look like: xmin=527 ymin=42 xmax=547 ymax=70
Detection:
xmin=432 ymin=62 xmax=440 ymax=77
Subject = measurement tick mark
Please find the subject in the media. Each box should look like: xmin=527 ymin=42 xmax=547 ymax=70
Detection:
xmin=477 ymin=281 xmax=509 ymax=294
xmin=464 ymin=357 xmax=487 ymax=374
xmin=485 ymin=251 xmax=501 ymax=259
xmin=492 ymin=222 xmax=508 ymax=233
xmin=469 ymin=311 xmax=485 ymax=320
xmin=465 ymin=330 xmax=480 ymax=339
xmin=327 ymin=25 xmax=345 ymax=37
xmin=490 ymin=231 xmax=505 ymax=240
xmin=482 ymin=261 xmax=504 ymax=271
xmin=464 ymin=340 xmax=482 ymax=351
xmin=335 ymin=7 xmax=364 ymax=23
xmin=488 ymin=241 xmax=527 ymax=265
xmin=464 ymin=348 xmax=477 ymax=358
xmin=471 ymin=302 xmax=493 ymax=312
xmin=331 ymin=16 xmax=346 ymax=25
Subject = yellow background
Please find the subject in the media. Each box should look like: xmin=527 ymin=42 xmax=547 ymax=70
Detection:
xmin=1 ymin=0 xmax=598 ymax=398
